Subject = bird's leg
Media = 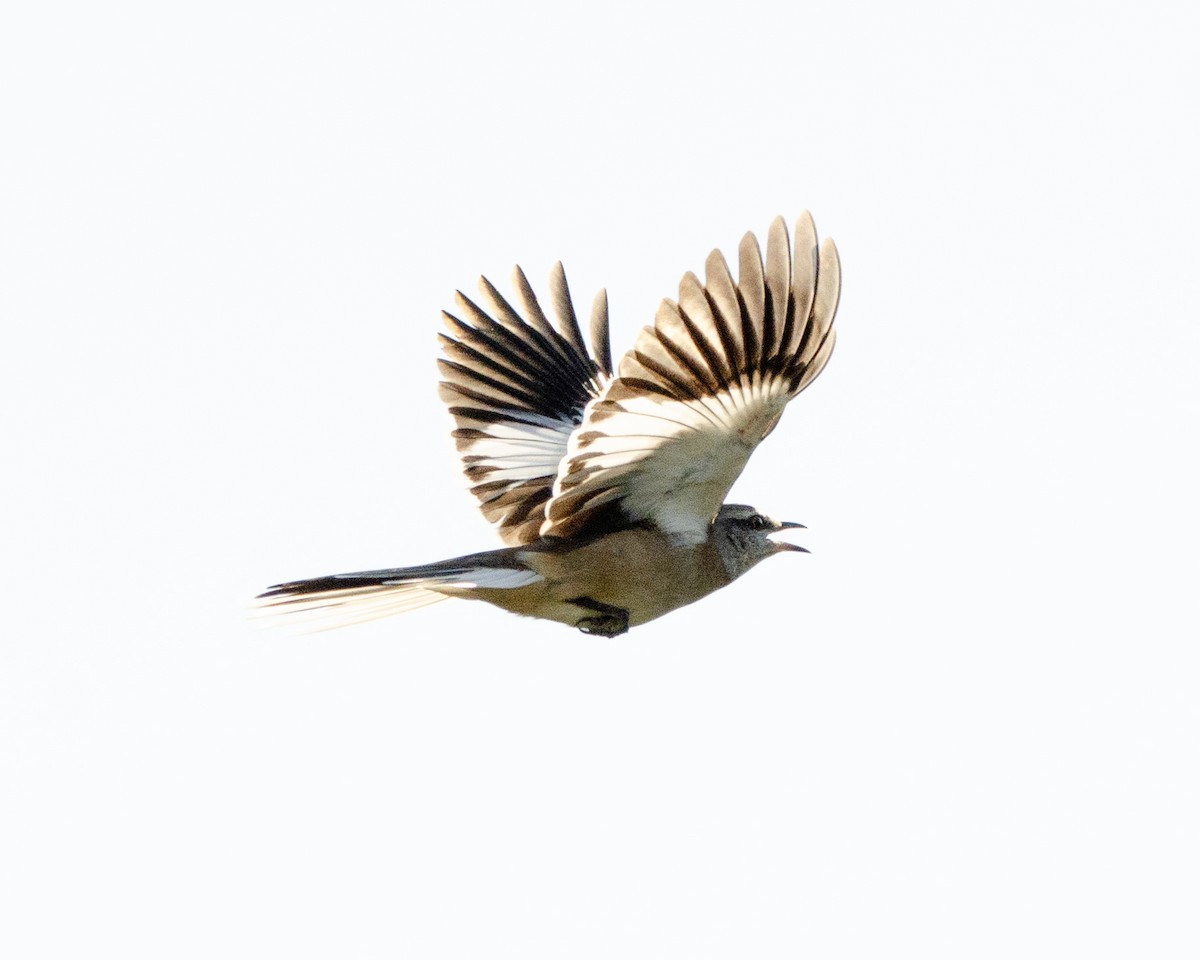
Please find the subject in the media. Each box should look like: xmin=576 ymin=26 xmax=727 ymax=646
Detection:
xmin=569 ymin=597 xmax=630 ymax=637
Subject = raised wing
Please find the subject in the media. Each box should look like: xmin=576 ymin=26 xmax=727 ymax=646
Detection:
xmin=541 ymin=213 xmax=839 ymax=544
xmin=439 ymin=264 xmax=613 ymax=545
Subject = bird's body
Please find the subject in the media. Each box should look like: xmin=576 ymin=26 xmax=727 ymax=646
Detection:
xmin=478 ymin=525 xmax=729 ymax=634
xmin=257 ymin=214 xmax=840 ymax=635
xmin=262 ymin=504 xmax=803 ymax=636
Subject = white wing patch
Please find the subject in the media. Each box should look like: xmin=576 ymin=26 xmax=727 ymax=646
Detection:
xmin=454 ymin=414 xmax=579 ymax=492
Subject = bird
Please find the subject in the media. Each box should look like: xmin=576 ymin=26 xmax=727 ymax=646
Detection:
xmin=255 ymin=213 xmax=840 ymax=637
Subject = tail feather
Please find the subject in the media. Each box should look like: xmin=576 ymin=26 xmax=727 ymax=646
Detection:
xmin=253 ymin=577 xmax=450 ymax=633
xmin=252 ymin=559 xmax=541 ymax=633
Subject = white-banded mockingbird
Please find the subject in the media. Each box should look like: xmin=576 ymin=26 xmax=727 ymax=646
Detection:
xmin=256 ymin=214 xmax=840 ymax=636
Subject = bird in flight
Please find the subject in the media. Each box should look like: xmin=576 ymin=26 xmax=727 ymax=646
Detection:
xmin=256 ymin=213 xmax=840 ymax=636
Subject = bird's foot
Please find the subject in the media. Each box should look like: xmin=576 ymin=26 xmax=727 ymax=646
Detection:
xmin=576 ymin=614 xmax=629 ymax=637
xmin=570 ymin=598 xmax=629 ymax=637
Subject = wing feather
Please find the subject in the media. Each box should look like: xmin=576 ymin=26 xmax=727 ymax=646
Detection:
xmin=440 ymin=265 xmax=610 ymax=545
xmin=763 ymin=215 xmax=791 ymax=363
xmin=785 ymin=211 xmax=818 ymax=358
xmin=549 ymin=262 xmax=590 ymax=366
xmin=589 ymin=289 xmax=613 ymax=376
xmin=510 ymin=265 xmax=557 ymax=339
xmin=677 ymin=271 xmax=736 ymax=392
xmin=541 ymin=213 xmax=840 ymax=544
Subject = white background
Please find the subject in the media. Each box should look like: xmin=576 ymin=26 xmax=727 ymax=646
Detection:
xmin=3 ymin=1 xmax=1198 ymax=957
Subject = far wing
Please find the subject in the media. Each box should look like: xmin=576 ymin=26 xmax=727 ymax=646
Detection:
xmin=541 ymin=213 xmax=839 ymax=544
xmin=439 ymin=264 xmax=612 ymax=545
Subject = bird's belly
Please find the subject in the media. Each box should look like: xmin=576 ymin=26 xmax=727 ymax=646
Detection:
xmin=511 ymin=530 xmax=723 ymax=629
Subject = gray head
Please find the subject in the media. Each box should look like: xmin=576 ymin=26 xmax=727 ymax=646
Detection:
xmin=712 ymin=503 xmax=808 ymax=581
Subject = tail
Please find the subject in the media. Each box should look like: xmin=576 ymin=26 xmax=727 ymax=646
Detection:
xmin=252 ymin=558 xmax=541 ymax=633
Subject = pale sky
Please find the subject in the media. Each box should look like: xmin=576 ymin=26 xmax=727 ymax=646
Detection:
xmin=3 ymin=2 xmax=1198 ymax=957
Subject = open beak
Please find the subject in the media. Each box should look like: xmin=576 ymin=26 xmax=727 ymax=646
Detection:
xmin=770 ymin=520 xmax=810 ymax=553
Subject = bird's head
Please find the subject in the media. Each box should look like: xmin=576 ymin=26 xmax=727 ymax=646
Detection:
xmin=713 ymin=503 xmax=808 ymax=580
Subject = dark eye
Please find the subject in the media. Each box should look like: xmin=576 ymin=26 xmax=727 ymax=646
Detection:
xmin=749 ymin=514 xmax=768 ymax=531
